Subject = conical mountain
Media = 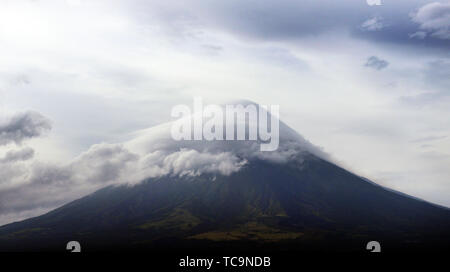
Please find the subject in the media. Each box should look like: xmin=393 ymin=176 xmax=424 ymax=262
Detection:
xmin=0 ymin=101 xmax=449 ymax=252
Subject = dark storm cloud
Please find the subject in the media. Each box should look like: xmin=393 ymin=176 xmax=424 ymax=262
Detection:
xmin=0 ymin=147 xmax=34 ymax=163
xmin=365 ymin=56 xmax=389 ymax=70
xmin=0 ymin=111 xmax=51 ymax=146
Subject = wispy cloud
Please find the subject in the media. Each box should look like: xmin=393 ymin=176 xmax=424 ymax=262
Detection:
xmin=411 ymin=135 xmax=447 ymax=143
xmin=361 ymin=16 xmax=386 ymax=31
xmin=365 ymin=56 xmax=389 ymax=70
xmin=409 ymin=31 xmax=427 ymax=39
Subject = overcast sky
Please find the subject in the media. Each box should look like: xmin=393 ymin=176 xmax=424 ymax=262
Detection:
xmin=0 ymin=0 xmax=449 ymax=225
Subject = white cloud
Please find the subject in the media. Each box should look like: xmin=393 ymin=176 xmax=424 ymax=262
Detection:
xmin=411 ymin=2 xmax=450 ymax=40
xmin=140 ymin=149 xmax=247 ymax=178
xmin=361 ymin=17 xmax=385 ymax=31
xmin=409 ymin=31 xmax=427 ymax=39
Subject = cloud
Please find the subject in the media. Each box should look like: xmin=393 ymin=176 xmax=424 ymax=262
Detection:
xmin=411 ymin=135 xmax=447 ymax=143
xmin=139 ymin=149 xmax=247 ymax=178
xmin=0 ymin=111 xmax=51 ymax=146
xmin=0 ymin=147 xmax=34 ymax=163
xmin=409 ymin=31 xmax=428 ymax=39
xmin=411 ymin=2 xmax=450 ymax=40
xmin=0 ymin=143 xmax=139 ymax=221
xmin=365 ymin=56 xmax=389 ymax=70
xmin=361 ymin=17 xmax=386 ymax=31
xmin=68 ymin=143 xmax=140 ymax=185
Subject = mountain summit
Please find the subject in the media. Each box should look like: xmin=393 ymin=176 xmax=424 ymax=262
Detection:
xmin=0 ymin=101 xmax=449 ymax=252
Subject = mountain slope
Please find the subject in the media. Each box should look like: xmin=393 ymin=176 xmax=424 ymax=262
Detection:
xmin=1 ymin=153 xmax=449 ymax=252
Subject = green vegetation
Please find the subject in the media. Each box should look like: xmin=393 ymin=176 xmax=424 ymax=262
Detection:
xmin=188 ymin=221 xmax=303 ymax=242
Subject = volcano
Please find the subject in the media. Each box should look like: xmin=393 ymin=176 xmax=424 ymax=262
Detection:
xmin=0 ymin=102 xmax=449 ymax=252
